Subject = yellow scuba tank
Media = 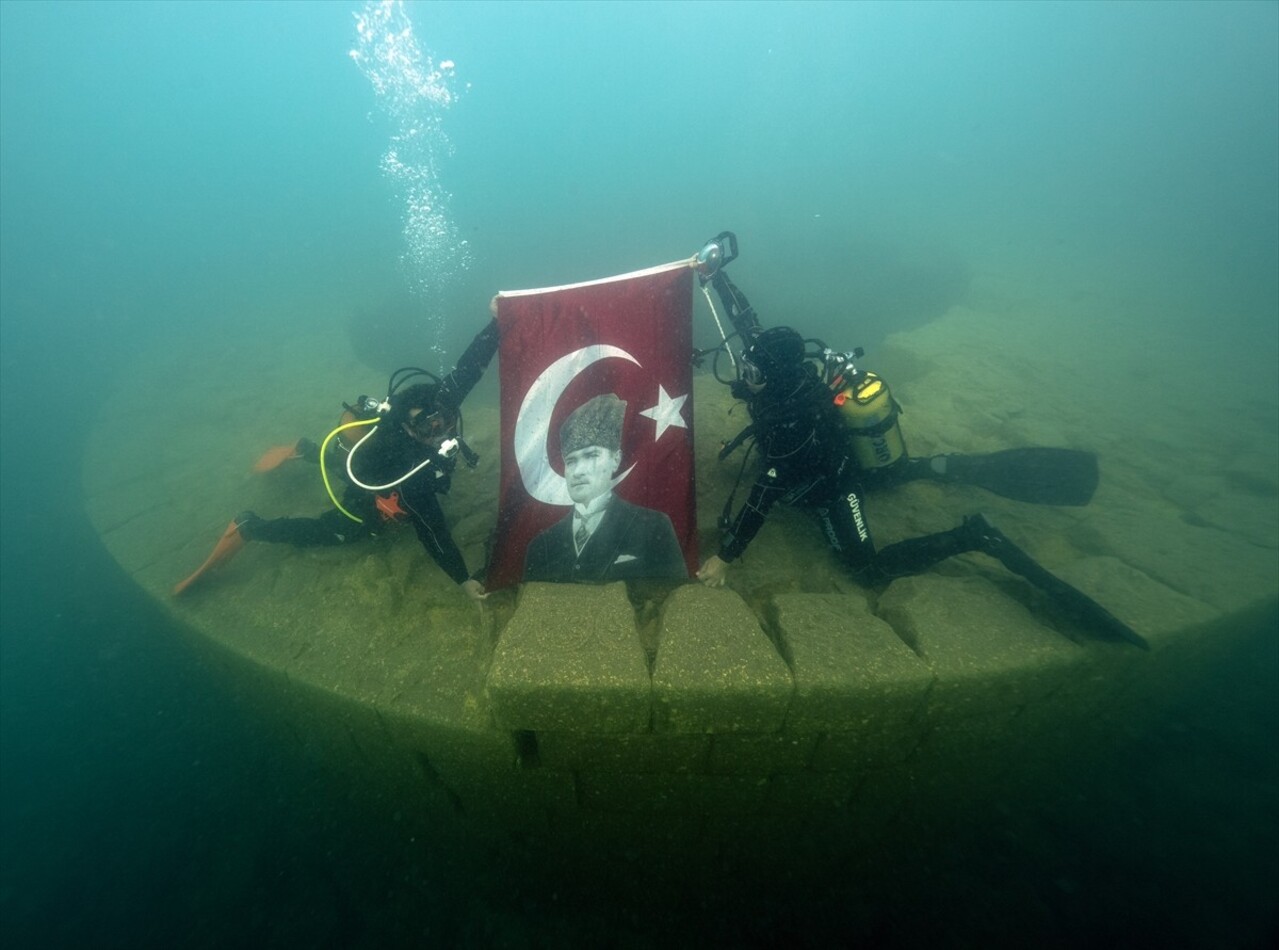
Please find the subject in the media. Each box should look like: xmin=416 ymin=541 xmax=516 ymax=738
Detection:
xmin=834 ymin=372 xmax=906 ymax=471
xmin=336 ymin=395 xmax=384 ymax=451
xmin=336 ymin=408 xmax=367 ymax=451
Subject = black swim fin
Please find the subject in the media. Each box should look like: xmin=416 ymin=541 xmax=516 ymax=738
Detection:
xmin=964 ymin=514 xmax=1148 ymax=649
xmin=917 ymin=448 xmax=1100 ymax=506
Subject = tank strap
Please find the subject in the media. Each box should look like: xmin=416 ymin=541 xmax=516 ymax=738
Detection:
xmin=845 ymin=398 xmax=901 ymax=438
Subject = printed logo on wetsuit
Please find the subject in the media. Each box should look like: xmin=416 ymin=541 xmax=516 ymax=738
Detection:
xmin=817 ymin=508 xmax=842 ymax=551
xmin=846 ymin=492 xmax=869 ymax=542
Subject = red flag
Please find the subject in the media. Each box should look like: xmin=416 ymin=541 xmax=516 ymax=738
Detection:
xmin=488 ymin=261 xmax=697 ymax=589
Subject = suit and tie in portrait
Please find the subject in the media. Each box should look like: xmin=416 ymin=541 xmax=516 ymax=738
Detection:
xmin=522 ymin=393 xmax=687 ymax=584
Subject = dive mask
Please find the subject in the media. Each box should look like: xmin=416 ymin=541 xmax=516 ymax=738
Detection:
xmin=408 ymin=408 xmax=454 ymax=439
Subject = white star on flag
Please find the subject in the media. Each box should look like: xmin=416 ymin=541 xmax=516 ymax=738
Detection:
xmin=640 ymin=385 xmax=688 ymax=441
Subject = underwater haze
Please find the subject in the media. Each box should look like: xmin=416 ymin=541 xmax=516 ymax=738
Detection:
xmin=2 ymin=1 xmax=1276 ymax=946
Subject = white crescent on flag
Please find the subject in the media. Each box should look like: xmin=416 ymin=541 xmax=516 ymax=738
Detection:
xmin=514 ymin=344 xmax=639 ymax=505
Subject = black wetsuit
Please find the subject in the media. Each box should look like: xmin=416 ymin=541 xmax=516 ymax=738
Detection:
xmin=718 ymin=365 xmax=980 ymax=584
xmin=243 ymin=320 xmax=500 ymax=585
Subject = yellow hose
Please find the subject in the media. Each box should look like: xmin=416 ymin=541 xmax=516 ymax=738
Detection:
xmin=321 ymin=418 xmax=378 ymax=522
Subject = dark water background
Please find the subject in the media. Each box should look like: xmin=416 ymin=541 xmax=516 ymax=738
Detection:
xmin=2 ymin=1 xmax=1276 ymax=945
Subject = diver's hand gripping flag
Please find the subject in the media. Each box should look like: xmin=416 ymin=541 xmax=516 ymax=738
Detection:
xmin=488 ymin=261 xmax=698 ymax=589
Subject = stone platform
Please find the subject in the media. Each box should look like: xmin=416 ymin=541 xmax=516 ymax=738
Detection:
xmin=83 ymin=291 xmax=1278 ymax=884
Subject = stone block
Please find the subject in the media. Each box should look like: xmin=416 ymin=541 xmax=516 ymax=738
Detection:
xmin=453 ymin=767 xmax=578 ymax=834
xmin=1082 ymin=504 xmax=1278 ymax=614
xmin=485 ymin=582 xmax=651 ymax=732
xmin=910 ymin=708 xmax=1035 ymax=771
xmin=536 ymin=731 xmax=711 ymax=773
xmin=1022 ymin=556 xmax=1222 ymax=730
xmin=765 ymin=770 xmax=859 ymax=813
xmin=652 ymin=586 xmax=793 ymax=733
xmin=704 ymin=732 xmax=818 ymax=775
xmin=877 ymin=574 xmax=1081 ymax=722
xmin=685 ymin=773 xmax=773 ymax=814
xmin=576 ymin=770 xmax=692 ymax=815
xmin=775 ymin=592 xmax=934 ymax=733
xmin=809 ymin=726 xmax=923 ymax=773
xmin=545 ymin=811 xmax=707 ymax=878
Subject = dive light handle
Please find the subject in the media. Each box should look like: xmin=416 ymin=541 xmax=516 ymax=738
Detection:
xmin=708 ymin=270 xmax=759 ymax=338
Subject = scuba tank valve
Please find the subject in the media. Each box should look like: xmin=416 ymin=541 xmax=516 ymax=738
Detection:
xmin=356 ymin=394 xmax=389 ymax=415
xmin=821 ymin=347 xmax=865 ymax=391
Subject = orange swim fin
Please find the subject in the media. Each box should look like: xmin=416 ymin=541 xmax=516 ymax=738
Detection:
xmin=252 ymin=444 xmax=303 ymax=473
xmin=173 ymin=516 xmax=250 ymax=596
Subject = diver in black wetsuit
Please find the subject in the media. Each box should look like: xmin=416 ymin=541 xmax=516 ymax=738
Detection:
xmin=692 ymin=235 xmax=1145 ymax=648
xmin=696 ymin=325 xmax=991 ymax=588
xmin=174 ymin=319 xmax=500 ymax=604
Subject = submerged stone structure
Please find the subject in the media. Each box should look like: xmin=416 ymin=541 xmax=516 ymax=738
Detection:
xmin=84 ymin=293 xmax=1278 ymax=891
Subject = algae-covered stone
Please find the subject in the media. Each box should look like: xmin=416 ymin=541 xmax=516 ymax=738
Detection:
xmin=652 ymin=586 xmax=793 ymax=733
xmin=1054 ymin=555 xmax=1218 ymax=653
xmin=1047 ymin=556 xmax=1216 ymax=705
xmin=1080 ymin=504 xmax=1277 ymax=614
xmin=764 ymin=770 xmax=858 ymax=813
xmin=774 ymin=592 xmax=934 ymax=734
xmin=576 ymin=770 xmax=693 ymax=815
xmin=485 ymin=582 xmax=650 ymax=733
xmin=877 ymin=573 xmax=1079 ymax=722
xmin=1036 ymin=557 xmax=1252 ymax=737
xmin=536 ymin=731 xmax=711 ymax=773
xmin=577 ymin=769 xmax=771 ymax=815
xmin=704 ymin=732 xmax=817 ymax=775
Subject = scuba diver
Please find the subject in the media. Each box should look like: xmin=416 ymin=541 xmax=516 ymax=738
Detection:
xmin=691 ymin=233 xmax=1145 ymax=648
xmin=173 ymin=318 xmax=500 ymax=605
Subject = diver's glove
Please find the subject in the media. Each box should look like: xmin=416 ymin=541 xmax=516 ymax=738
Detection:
xmin=729 ymin=379 xmax=753 ymax=401
xmin=295 ymin=438 xmax=321 ymax=464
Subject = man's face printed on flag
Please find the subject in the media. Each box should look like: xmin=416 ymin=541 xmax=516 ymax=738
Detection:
xmin=564 ymin=445 xmax=621 ymax=505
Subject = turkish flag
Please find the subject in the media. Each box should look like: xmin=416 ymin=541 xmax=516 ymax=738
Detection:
xmin=488 ymin=261 xmax=697 ymax=589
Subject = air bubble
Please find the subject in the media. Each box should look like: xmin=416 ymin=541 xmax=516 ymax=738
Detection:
xmin=351 ymin=0 xmax=470 ymax=359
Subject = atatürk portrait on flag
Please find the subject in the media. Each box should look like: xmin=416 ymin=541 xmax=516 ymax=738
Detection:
xmin=522 ymin=393 xmax=685 ymax=583
xmin=487 ymin=261 xmax=699 ymax=589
